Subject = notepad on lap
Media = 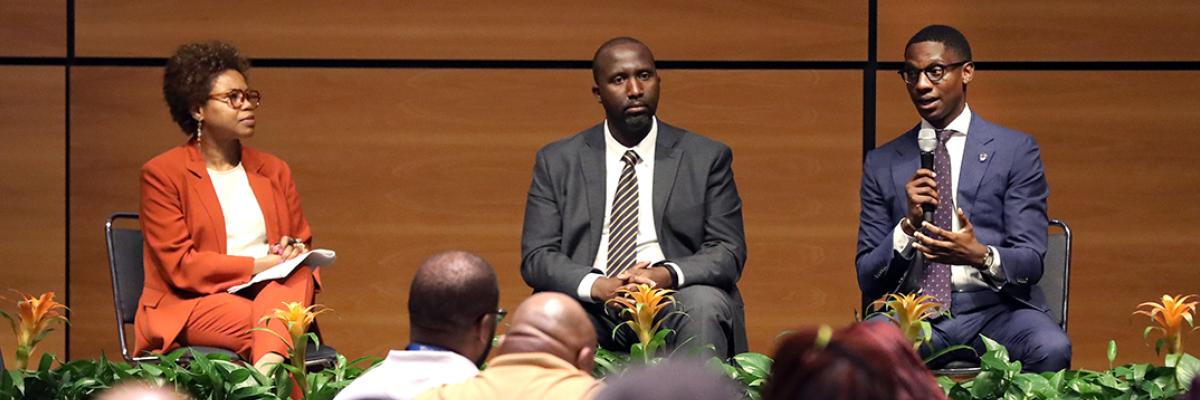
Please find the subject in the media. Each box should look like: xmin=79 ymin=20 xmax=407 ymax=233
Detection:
xmin=227 ymin=249 xmax=336 ymax=293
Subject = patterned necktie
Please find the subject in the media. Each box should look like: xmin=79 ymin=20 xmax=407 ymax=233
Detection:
xmin=921 ymin=129 xmax=956 ymax=309
xmin=606 ymin=150 xmax=641 ymax=277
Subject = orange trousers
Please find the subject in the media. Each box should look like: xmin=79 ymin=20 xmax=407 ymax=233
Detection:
xmin=176 ymin=266 xmax=316 ymax=363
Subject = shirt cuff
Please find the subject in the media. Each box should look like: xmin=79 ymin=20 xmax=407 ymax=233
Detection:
xmin=662 ymin=262 xmax=685 ymax=287
xmin=892 ymin=220 xmax=916 ymax=260
xmin=577 ymin=273 xmax=603 ymax=303
xmin=984 ymin=245 xmax=1006 ymax=282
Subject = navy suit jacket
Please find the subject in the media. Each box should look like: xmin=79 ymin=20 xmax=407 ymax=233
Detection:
xmin=856 ymin=113 xmax=1050 ymax=312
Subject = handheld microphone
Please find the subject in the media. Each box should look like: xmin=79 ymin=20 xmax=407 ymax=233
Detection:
xmin=917 ymin=128 xmax=937 ymax=224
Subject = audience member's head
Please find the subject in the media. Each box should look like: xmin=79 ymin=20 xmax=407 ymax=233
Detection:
xmin=595 ymin=359 xmax=741 ymax=400
xmin=1186 ymin=375 xmax=1200 ymax=400
xmin=763 ymin=322 xmax=946 ymax=400
xmin=497 ymin=292 xmax=597 ymax=372
xmin=96 ymin=380 xmax=189 ymax=400
xmin=408 ymin=250 xmax=501 ymax=367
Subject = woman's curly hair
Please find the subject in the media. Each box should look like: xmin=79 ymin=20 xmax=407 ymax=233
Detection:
xmin=162 ymin=41 xmax=250 ymax=136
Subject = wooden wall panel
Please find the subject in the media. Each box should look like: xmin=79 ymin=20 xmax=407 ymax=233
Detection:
xmin=0 ymin=67 xmax=65 ymax=364
xmin=0 ymin=1 xmax=66 ymax=57
xmin=75 ymin=1 xmax=865 ymax=61
xmin=68 ymin=67 xmax=861 ymax=360
xmin=876 ymin=71 xmax=1200 ymax=369
xmin=879 ymin=1 xmax=1200 ymax=61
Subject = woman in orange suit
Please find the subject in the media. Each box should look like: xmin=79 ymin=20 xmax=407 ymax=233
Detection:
xmin=136 ymin=41 xmax=319 ymax=374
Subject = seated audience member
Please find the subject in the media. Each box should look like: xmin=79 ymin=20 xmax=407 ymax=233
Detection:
xmin=138 ymin=41 xmax=320 ymax=375
xmin=418 ymin=292 xmax=603 ymax=400
xmin=335 ymin=251 xmax=502 ymax=400
xmin=96 ymin=380 xmax=189 ymax=400
xmin=595 ymin=359 xmax=741 ymax=400
xmin=763 ymin=322 xmax=946 ymax=400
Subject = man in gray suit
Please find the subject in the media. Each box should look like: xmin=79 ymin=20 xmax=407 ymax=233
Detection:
xmin=520 ymin=37 xmax=747 ymax=359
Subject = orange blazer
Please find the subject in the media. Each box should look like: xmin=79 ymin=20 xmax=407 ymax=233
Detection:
xmin=134 ymin=141 xmax=317 ymax=355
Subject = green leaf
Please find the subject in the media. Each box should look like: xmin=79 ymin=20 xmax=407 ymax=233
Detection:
xmin=732 ymin=352 xmax=773 ymax=380
xmin=37 ymin=352 xmax=55 ymax=372
xmin=1107 ymin=340 xmax=1117 ymax=368
xmin=1172 ymin=352 xmax=1200 ymax=391
xmin=1131 ymin=363 xmax=1148 ymax=384
xmin=970 ymin=370 xmax=1004 ymax=398
xmin=925 ymin=344 xmax=976 ymax=365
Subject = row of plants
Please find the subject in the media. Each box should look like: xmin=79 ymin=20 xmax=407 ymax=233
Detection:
xmin=0 ymin=289 xmax=1195 ymax=399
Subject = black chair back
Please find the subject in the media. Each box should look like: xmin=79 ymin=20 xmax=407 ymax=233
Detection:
xmin=103 ymin=211 xmax=335 ymax=368
xmin=106 ymin=212 xmax=146 ymax=362
xmin=1040 ymin=219 xmax=1072 ymax=331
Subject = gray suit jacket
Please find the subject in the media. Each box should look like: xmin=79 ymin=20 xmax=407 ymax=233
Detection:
xmin=520 ymin=121 xmax=747 ymax=296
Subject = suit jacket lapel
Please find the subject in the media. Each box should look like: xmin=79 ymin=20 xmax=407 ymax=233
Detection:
xmin=580 ymin=125 xmax=606 ymax=262
xmin=956 ymin=114 xmax=996 ymax=216
xmin=653 ymin=122 xmax=683 ymax=235
xmin=185 ymin=143 xmax=228 ymax=251
xmin=241 ymin=146 xmax=281 ymax=244
xmin=892 ymin=125 xmax=921 ymax=200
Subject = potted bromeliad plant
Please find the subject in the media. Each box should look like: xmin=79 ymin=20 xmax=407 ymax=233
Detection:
xmin=0 ymin=291 xmax=68 ymax=370
xmin=1134 ymin=294 xmax=1200 ymax=385
xmin=605 ymin=283 xmax=680 ymax=364
xmin=255 ymin=301 xmax=334 ymax=399
xmin=601 ymin=283 xmax=773 ymax=399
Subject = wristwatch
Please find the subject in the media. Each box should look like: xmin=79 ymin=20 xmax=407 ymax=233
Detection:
xmin=981 ymin=246 xmax=995 ymax=268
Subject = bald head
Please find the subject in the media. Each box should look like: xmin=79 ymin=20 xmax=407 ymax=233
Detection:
xmin=408 ymin=251 xmax=499 ymax=335
xmin=97 ymin=380 xmax=189 ymax=400
xmin=592 ymin=36 xmax=655 ymax=84
xmin=499 ymin=293 xmax=597 ymax=370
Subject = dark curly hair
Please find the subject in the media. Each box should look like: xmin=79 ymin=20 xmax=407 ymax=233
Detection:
xmin=162 ymin=41 xmax=250 ymax=136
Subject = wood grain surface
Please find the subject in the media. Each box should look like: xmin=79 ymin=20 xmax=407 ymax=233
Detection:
xmin=75 ymin=1 xmax=865 ymax=60
xmin=0 ymin=67 xmax=66 ymax=364
xmin=879 ymin=1 xmax=1200 ymax=61
xmin=0 ymin=1 xmax=66 ymax=57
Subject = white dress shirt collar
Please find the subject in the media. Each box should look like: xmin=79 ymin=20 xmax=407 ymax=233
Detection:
xmin=603 ymin=116 xmax=658 ymax=162
xmin=920 ymin=104 xmax=972 ymax=136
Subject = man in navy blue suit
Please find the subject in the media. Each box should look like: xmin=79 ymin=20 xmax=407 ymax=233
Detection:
xmin=856 ymin=25 xmax=1071 ymax=372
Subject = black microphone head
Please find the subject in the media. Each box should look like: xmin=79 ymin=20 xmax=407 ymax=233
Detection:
xmin=918 ymin=128 xmax=937 ymax=153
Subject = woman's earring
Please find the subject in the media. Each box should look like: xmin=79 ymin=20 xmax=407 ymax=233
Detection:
xmin=195 ymin=120 xmax=203 ymax=142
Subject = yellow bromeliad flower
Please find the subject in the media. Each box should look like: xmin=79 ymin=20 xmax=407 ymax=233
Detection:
xmin=0 ymin=291 xmax=69 ymax=369
xmin=255 ymin=302 xmax=331 ymax=395
xmin=606 ymin=284 xmax=677 ymax=350
xmin=870 ymin=293 xmax=944 ymax=348
xmin=1134 ymin=294 xmax=1198 ymax=355
xmin=264 ymin=301 xmax=331 ymax=340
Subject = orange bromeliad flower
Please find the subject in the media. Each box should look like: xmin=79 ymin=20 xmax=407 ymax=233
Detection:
xmin=606 ymin=284 xmax=677 ymax=348
xmin=0 ymin=291 xmax=70 ymax=369
xmin=870 ymin=293 xmax=944 ymax=347
xmin=1133 ymin=294 xmax=1199 ymax=355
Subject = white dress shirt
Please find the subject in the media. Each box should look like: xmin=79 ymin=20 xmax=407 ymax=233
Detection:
xmin=334 ymin=350 xmax=480 ymax=400
xmin=207 ymin=163 xmax=270 ymax=258
xmin=576 ymin=117 xmax=686 ymax=302
xmin=891 ymin=105 xmax=1005 ymax=291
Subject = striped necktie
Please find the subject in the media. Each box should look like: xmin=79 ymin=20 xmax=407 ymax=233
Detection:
xmin=606 ymin=150 xmax=641 ymax=277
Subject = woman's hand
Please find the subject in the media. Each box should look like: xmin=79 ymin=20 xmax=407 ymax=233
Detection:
xmin=253 ymin=255 xmax=283 ymax=274
xmin=270 ymin=236 xmax=307 ymax=261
